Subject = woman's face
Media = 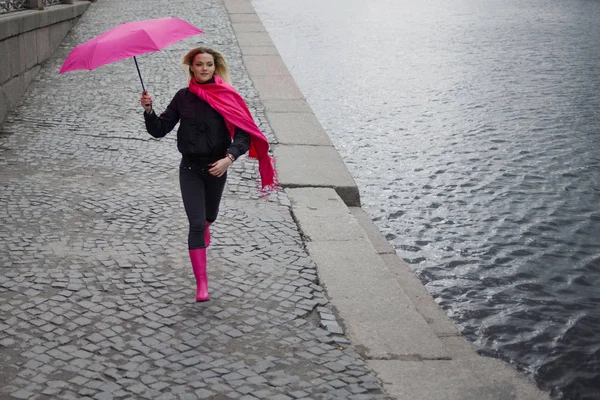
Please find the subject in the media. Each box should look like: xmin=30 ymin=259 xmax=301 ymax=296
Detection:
xmin=190 ymin=53 xmax=216 ymax=83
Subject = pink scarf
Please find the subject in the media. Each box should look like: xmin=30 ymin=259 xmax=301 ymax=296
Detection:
xmin=188 ymin=76 xmax=278 ymax=192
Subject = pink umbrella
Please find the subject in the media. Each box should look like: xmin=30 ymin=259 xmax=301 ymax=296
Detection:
xmin=59 ymin=17 xmax=203 ymax=92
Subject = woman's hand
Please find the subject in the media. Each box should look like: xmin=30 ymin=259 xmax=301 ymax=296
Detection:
xmin=140 ymin=91 xmax=153 ymax=113
xmin=209 ymin=157 xmax=233 ymax=177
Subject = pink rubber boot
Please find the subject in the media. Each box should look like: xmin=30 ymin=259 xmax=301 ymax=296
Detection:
xmin=204 ymin=222 xmax=212 ymax=247
xmin=189 ymin=248 xmax=209 ymax=302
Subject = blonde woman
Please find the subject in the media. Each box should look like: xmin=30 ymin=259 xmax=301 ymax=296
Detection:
xmin=140 ymin=47 xmax=276 ymax=302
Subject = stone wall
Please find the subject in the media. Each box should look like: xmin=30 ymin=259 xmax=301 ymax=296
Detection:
xmin=0 ymin=1 xmax=92 ymax=125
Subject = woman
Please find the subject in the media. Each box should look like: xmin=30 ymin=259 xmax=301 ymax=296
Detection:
xmin=140 ymin=47 xmax=276 ymax=302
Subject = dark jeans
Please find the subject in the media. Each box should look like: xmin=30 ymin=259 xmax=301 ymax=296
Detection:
xmin=179 ymin=160 xmax=227 ymax=249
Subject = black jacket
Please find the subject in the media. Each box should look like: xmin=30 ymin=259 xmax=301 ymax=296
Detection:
xmin=144 ymin=87 xmax=250 ymax=162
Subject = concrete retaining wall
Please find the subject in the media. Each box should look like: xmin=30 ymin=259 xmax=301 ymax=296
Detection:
xmin=0 ymin=1 xmax=91 ymax=125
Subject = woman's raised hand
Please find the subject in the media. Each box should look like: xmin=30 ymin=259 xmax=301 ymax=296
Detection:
xmin=140 ymin=91 xmax=153 ymax=113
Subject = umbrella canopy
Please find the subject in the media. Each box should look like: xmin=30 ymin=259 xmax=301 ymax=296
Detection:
xmin=59 ymin=17 xmax=203 ymax=74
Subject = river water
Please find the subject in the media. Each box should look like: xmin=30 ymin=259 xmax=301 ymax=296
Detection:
xmin=252 ymin=0 xmax=600 ymax=398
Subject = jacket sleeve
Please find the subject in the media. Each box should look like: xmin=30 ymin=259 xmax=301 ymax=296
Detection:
xmin=227 ymin=127 xmax=251 ymax=159
xmin=143 ymin=93 xmax=180 ymax=138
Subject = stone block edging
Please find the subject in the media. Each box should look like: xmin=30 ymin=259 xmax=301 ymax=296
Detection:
xmin=223 ymin=0 xmax=362 ymax=207
xmin=0 ymin=1 xmax=91 ymax=125
xmin=0 ymin=1 xmax=90 ymax=42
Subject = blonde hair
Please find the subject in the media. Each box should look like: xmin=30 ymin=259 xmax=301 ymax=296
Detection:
xmin=183 ymin=47 xmax=231 ymax=84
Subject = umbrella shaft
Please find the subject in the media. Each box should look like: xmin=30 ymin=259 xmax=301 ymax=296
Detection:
xmin=133 ymin=56 xmax=146 ymax=92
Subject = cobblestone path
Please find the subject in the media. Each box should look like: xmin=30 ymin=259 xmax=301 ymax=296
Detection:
xmin=0 ymin=1 xmax=391 ymax=399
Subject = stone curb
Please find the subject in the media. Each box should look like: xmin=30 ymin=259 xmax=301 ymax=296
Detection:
xmin=223 ymin=0 xmax=361 ymax=207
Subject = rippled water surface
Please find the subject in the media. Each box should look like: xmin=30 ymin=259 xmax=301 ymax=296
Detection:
xmin=252 ymin=0 xmax=600 ymax=398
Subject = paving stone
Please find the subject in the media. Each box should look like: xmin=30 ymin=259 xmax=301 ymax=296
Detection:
xmin=236 ymin=385 xmax=254 ymax=395
xmin=223 ymin=372 xmax=245 ymax=381
xmin=246 ymin=376 xmax=268 ymax=385
xmin=150 ymin=382 xmax=170 ymax=391
xmin=322 ymin=321 xmax=344 ymax=335
xmin=324 ymin=362 xmax=347 ymax=373
xmin=287 ymin=390 xmax=309 ymax=399
xmin=226 ymin=329 xmax=244 ymax=338
xmin=70 ymin=376 xmax=89 ymax=386
xmin=195 ymin=388 xmax=216 ymax=397
xmin=327 ymin=379 xmax=347 ymax=389
xmin=333 ymin=388 xmax=352 ymax=397
xmin=269 ymin=376 xmax=299 ymax=387
xmin=10 ymin=389 xmax=34 ymax=399
xmin=94 ymin=391 xmax=116 ymax=400
xmin=42 ymin=386 xmax=63 ymax=396
xmin=79 ymin=388 xmax=97 ymax=397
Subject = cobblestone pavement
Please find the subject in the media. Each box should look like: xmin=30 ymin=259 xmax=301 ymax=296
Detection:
xmin=0 ymin=1 xmax=392 ymax=399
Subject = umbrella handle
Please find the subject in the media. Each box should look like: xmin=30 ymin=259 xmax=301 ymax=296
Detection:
xmin=133 ymin=56 xmax=151 ymax=106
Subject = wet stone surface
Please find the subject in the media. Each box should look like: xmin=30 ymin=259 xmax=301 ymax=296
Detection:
xmin=0 ymin=0 xmax=389 ymax=399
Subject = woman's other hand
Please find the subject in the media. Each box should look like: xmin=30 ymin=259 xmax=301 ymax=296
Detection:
xmin=209 ymin=157 xmax=233 ymax=177
xmin=140 ymin=91 xmax=153 ymax=113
